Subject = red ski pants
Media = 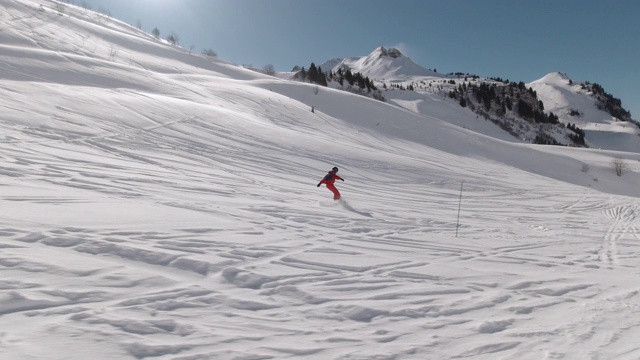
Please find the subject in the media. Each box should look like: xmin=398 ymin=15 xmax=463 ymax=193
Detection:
xmin=327 ymin=183 xmax=341 ymax=200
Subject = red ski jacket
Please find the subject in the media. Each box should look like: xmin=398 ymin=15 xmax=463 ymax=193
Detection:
xmin=319 ymin=171 xmax=342 ymax=185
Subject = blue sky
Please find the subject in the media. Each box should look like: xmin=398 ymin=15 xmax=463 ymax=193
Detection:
xmin=79 ymin=0 xmax=639 ymax=119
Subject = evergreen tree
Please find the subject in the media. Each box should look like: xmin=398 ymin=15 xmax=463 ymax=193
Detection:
xmin=318 ymin=71 xmax=328 ymax=86
xmin=299 ymin=67 xmax=306 ymax=81
xmin=308 ymin=63 xmax=318 ymax=83
xmin=505 ymin=96 xmax=513 ymax=111
xmin=344 ymin=69 xmax=354 ymax=86
xmin=355 ymin=73 xmax=365 ymax=89
xmin=518 ymin=99 xmax=533 ymax=119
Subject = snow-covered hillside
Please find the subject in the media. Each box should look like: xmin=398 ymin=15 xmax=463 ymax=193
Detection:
xmin=2 ymin=1 xmax=640 ymax=359
xmin=319 ymin=48 xmax=639 ymax=152
xmin=530 ymin=72 xmax=640 ymax=152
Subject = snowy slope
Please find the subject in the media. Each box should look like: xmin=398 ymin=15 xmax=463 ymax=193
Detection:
xmin=2 ymin=1 xmax=640 ymax=359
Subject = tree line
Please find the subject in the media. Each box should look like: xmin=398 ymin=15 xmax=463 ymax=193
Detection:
xmin=294 ymin=63 xmax=377 ymax=92
xmin=447 ymin=80 xmax=587 ymax=146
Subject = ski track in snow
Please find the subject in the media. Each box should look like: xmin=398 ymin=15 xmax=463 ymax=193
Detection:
xmin=2 ymin=1 xmax=640 ymax=359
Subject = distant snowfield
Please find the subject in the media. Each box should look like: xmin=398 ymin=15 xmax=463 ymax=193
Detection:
xmin=1 ymin=1 xmax=640 ymax=359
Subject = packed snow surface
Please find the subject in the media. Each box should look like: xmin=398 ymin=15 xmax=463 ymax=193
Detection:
xmin=1 ymin=1 xmax=640 ymax=359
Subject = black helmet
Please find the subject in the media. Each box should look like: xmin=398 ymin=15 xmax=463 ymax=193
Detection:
xmin=332 ymin=167 xmax=339 ymax=172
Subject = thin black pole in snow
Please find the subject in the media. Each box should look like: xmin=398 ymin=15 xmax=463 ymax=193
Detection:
xmin=456 ymin=181 xmax=463 ymax=238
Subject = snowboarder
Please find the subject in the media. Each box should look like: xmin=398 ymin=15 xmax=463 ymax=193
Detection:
xmin=317 ymin=166 xmax=344 ymax=200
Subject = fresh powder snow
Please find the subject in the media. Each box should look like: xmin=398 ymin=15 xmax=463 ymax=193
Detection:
xmin=1 ymin=1 xmax=640 ymax=359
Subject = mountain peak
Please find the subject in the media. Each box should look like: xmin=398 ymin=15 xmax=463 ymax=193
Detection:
xmin=535 ymin=72 xmax=573 ymax=85
xmin=319 ymin=47 xmax=439 ymax=80
xmin=372 ymin=46 xmax=404 ymax=59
